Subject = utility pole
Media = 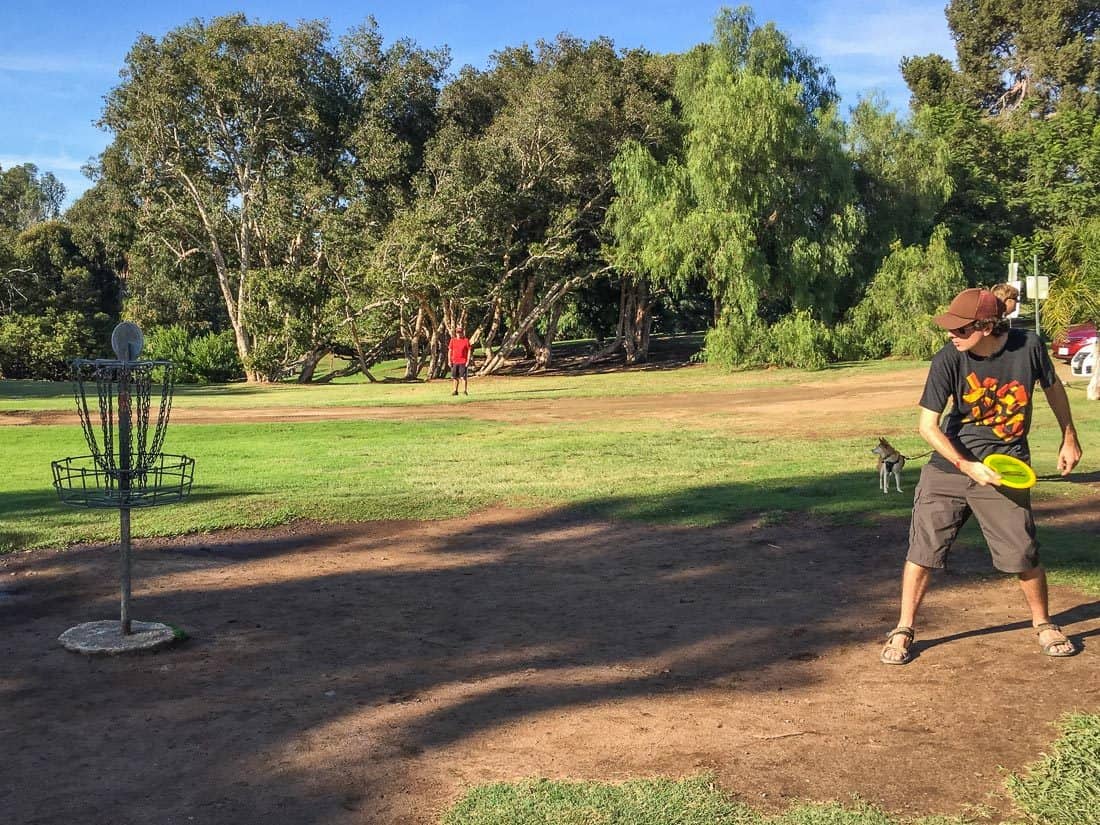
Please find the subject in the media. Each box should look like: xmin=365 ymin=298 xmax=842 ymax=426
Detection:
xmin=1033 ymin=254 xmax=1042 ymax=342
xmin=1023 ymin=253 xmax=1049 ymax=341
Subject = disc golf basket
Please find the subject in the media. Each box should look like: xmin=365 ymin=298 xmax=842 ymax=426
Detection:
xmin=51 ymin=322 xmax=195 ymax=654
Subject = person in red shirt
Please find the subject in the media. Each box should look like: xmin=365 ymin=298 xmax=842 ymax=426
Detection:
xmin=448 ymin=326 xmax=472 ymax=396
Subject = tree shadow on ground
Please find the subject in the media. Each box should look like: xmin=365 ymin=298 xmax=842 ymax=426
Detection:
xmin=2 ymin=472 xmax=1098 ymax=825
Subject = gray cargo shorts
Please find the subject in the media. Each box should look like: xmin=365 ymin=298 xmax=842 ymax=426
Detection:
xmin=907 ymin=463 xmax=1039 ymax=573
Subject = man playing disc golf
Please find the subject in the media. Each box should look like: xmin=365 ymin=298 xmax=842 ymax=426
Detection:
xmin=881 ymin=287 xmax=1083 ymax=665
xmin=449 ymin=326 xmax=472 ymax=396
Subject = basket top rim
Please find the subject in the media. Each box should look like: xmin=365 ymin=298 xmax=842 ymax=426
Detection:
xmin=72 ymin=358 xmax=174 ymax=368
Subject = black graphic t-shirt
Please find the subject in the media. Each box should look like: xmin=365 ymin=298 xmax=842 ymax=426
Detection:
xmin=919 ymin=329 xmax=1057 ymax=473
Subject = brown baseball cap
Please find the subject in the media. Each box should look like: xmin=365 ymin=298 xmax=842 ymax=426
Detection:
xmin=933 ymin=288 xmax=1000 ymax=330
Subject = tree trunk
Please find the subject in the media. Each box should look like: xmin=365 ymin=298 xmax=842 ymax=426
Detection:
xmin=625 ymin=277 xmax=653 ymax=365
xmin=473 ymin=299 xmax=502 ymax=366
xmin=580 ymin=276 xmax=654 ymax=367
xmin=297 ymin=349 xmax=327 ymax=383
xmin=526 ymin=303 xmax=562 ymax=371
xmin=526 ymin=327 xmax=552 ymax=371
xmin=402 ymin=305 xmax=426 ymax=380
xmin=478 ymin=269 xmax=609 ymax=375
xmin=427 ymin=325 xmax=446 ymax=379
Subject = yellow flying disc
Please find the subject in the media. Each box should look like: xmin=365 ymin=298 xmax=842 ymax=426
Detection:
xmin=982 ymin=454 xmax=1037 ymax=489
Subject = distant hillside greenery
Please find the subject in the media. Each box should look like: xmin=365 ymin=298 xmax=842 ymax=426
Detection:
xmin=3 ymin=2 xmax=1099 ymax=382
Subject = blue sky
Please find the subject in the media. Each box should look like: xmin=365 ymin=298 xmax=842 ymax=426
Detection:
xmin=0 ymin=1 xmax=956 ymax=206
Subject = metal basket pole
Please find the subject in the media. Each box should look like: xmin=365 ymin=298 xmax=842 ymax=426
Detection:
xmin=52 ymin=322 xmax=197 ymax=655
xmin=118 ymin=364 xmax=133 ymax=635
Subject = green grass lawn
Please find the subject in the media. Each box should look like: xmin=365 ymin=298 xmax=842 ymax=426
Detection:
xmin=444 ymin=775 xmax=974 ymax=824
xmin=2 ymin=360 xmax=1098 ymax=593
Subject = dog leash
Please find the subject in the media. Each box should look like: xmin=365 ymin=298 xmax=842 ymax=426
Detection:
xmin=899 ymin=450 xmax=933 ymax=460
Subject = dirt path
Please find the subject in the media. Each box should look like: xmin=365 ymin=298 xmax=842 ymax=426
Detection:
xmin=2 ymin=504 xmax=1098 ymax=825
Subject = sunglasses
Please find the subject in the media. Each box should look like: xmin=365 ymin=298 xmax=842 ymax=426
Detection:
xmin=950 ymin=322 xmax=978 ymax=337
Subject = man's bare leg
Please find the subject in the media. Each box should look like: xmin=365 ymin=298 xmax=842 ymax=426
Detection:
xmin=883 ymin=561 xmax=933 ymax=662
xmin=1018 ymin=566 xmax=1075 ymax=655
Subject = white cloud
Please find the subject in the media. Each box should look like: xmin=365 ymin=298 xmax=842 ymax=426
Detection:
xmin=0 ymin=154 xmax=89 ymax=173
xmin=0 ymin=54 xmax=115 ymax=74
xmin=805 ymin=1 xmax=955 ymax=62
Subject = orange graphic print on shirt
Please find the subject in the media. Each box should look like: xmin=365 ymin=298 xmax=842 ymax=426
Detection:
xmin=961 ymin=373 xmax=1029 ymax=440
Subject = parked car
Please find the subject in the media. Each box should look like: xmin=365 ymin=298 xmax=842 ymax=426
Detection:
xmin=1070 ymin=339 xmax=1095 ymax=378
xmin=1051 ymin=321 xmax=1097 ymax=362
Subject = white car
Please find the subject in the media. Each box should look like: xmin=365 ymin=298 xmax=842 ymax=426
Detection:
xmin=1070 ymin=338 xmax=1096 ymax=378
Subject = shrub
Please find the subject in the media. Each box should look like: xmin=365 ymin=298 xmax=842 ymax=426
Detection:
xmin=0 ymin=311 xmax=103 ymax=380
xmin=700 ymin=312 xmax=767 ymax=369
xmin=144 ymin=325 xmax=192 ymax=371
xmin=143 ymin=324 xmax=244 ymax=383
xmin=767 ymin=310 xmax=833 ymax=370
xmin=188 ymin=330 xmax=242 ymax=383
xmin=702 ymin=310 xmax=833 ymax=371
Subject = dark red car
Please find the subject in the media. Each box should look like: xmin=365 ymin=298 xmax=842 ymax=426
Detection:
xmin=1051 ymin=321 xmax=1098 ymax=363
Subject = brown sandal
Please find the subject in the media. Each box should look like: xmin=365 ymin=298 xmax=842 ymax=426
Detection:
xmin=880 ymin=626 xmax=914 ymax=665
xmin=1035 ymin=622 xmax=1077 ymax=657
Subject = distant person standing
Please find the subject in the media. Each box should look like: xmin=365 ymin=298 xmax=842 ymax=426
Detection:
xmin=991 ymin=282 xmax=1020 ymax=320
xmin=449 ymin=326 xmax=471 ymax=396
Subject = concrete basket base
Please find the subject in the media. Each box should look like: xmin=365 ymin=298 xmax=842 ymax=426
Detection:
xmin=59 ymin=619 xmax=178 ymax=655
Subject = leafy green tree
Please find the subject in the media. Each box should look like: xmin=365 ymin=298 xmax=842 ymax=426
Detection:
xmin=100 ymin=15 xmax=341 ymax=379
xmin=607 ymin=6 xmax=862 ymax=370
xmin=1043 ymin=218 xmax=1100 ymax=336
xmin=310 ymin=23 xmax=448 ymax=382
xmin=390 ymin=35 xmax=677 ymax=375
xmin=7 ymin=222 xmax=117 ymax=319
xmin=917 ymin=103 xmax=1024 ymax=286
xmin=0 ymin=221 xmax=119 ymax=378
xmin=0 ymin=164 xmax=65 ymax=233
xmin=900 ymin=54 xmax=964 ymax=111
xmin=0 ymin=310 xmax=102 ymax=380
xmin=64 ymin=149 xmax=139 ymax=312
xmin=1006 ymin=106 xmax=1100 ymax=236
xmin=945 ymin=0 xmax=1099 ymax=116
xmin=839 ymin=224 xmax=967 ymax=360
xmin=848 ymin=97 xmax=953 ymax=298
xmin=100 ymin=15 xmax=447 ymax=381
xmin=901 ymin=1 xmax=1099 ymax=322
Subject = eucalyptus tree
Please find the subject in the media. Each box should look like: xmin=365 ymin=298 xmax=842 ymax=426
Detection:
xmin=318 ymin=24 xmax=449 ymax=381
xmin=99 ymin=15 xmax=345 ymax=380
xmin=396 ymin=35 xmax=678 ymax=375
xmin=0 ymin=163 xmax=65 ymax=233
xmin=606 ymin=6 xmax=862 ymax=368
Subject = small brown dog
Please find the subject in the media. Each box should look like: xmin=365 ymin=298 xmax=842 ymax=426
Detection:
xmin=871 ymin=437 xmax=905 ymax=494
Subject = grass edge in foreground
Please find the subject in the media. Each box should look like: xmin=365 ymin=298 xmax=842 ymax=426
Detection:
xmin=442 ymin=714 xmax=1100 ymax=824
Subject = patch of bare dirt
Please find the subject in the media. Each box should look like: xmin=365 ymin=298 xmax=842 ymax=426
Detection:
xmin=3 ymin=504 xmax=1098 ymax=825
